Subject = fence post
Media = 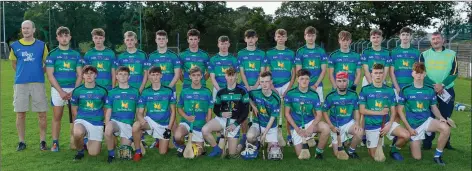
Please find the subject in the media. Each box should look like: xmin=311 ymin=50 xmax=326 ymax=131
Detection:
xmin=448 ymin=32 xmax=459 ymax=49
xmin=417 ymin=36 xmax=427 ymax=50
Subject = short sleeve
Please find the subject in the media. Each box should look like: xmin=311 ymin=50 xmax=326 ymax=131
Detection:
xmin=321 ymin=50 xmax=328 ymax=64
xmin=177 ymin=93 xmax=184 ymax=108
xmin=45 ymin=55 xmax=55 ymax=68
xmin=398 ymin=89 xmax=406 ymax=105
xmin=76 ymin=55 xmax=84 ymax=67
xmin=270 ymin=101 xmax=280 ymax=117
xmin=137 ymin=94 xmax=146 ymax=108
xmin=284 ymin=95 xmax=292 ymax=107
xmin=170 ymin=90 xmax=176 ymax=104
xmin=104 ymin=94 xmax=113 ymax=109
xmin=358 ymin=89 xmax=367 ymax=105
xmin=294 ymin=50 xmax=302 ymax=66
xmin=173 ymin=55 xmax=181 ymax=69
xmin=328 ymin=54 xmax=334 ymax=68
xmin=322 ymin=96 xmax=331 ymax=112
xmin=71 ymin=89 xmax=80 ymax=106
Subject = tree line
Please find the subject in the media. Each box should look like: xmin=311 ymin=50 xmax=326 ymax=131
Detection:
xmin=3 ymin=1 xmax=469 ymax=55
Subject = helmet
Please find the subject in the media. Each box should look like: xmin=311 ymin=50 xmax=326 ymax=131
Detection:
xmin=192 ymin=143 xmax=203 ymax=156
xmin=241 ymin=143 xmax=258 ymax=160
xmin=268 ymin=143 xmax=283 ymax=160
xmin=118 ymin=145 xmax=133 ymax=160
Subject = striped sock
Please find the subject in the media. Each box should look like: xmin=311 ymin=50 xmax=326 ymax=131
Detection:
xmin=136 ymin=148 xmax=142 ymax=154
xmin=315 ymin=148 xmax=324 ymax=154
xmin=108 ymin=149 xmax=115 ymax=157
xmin=434 ymin=148 xmax=443 ymax=158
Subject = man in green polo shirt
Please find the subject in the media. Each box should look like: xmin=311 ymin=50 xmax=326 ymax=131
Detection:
xmin=419 ymin=32 xmax=458 ymax=150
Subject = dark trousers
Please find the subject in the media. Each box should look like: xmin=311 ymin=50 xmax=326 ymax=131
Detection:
xmin=423 ymin=87 xmax=455 ymax=147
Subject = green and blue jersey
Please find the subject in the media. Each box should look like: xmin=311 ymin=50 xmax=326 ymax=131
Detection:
xmin=398 ymin=84 xmax=437 ymax=129
xmin=265 ymin=48 xmax=295 ymax=87
xmin=179 ymin=49 xmax=210 ymax=88
xmin=209 ymin=54 xmax=239 ymax=88
xmin=295 ymin=45 xmax=327 ymax=86
xmin=45 ymin=48 xmax=82 ymax=88
xmin=237 ymin=48 xmax=266 ymax=86
xmin=138 ymin=86 xmax=176 ymax=126
xmin=145 ymin=50 xmax=181 ymax=89
xmin=114 ymin=50 xmax=147 ymax=89
xmin=249 ymin=89 xmax=280 ymax=128
xmin=105 ymin=87 xmax=140 ymax=125
xmin=177 ymin=87 xmax=213 ymax=131
xmin=328 ymin=49 xmax=361 ymax=87
xmin=391 ymin=46 xmax=421 ymax=88
xmin=71 ymin=85 xmax=108 ymax=126
xmin=359 ymin=84 xmax=396 ymax=130
xmin=284 ymin=88 xmax=322 ymax=129
xmin=323 ymin=90 xmax=359 ymax=127
xmin=83 ymin=47 xmax=116 ymax=90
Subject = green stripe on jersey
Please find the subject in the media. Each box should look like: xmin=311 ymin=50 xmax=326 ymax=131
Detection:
xmin=45 ymin=48 xmax=82 ymax=88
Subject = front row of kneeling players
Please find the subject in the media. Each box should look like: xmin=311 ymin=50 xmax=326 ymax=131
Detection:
xmin=71 ymin=62 xmax=451 ymax=166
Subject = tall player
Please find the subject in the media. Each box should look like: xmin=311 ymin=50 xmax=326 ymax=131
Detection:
xmin=145 ymin=30 xmax=181 ymax=148
xmin=359 ymin=63 xmax=410 ymax=161
xmin=328 ymin=31 xmax=361 ymax=91
xmin=180 ymin=29 xmax=210 ymax=89
xmin=265 ymin=29 xmax=296 ymax=146
xmin=114 ymin=31 xmax=147 ymax=92
xmin=209 ymin=35 xmax=239 ymax=101
xmin=46 ymin=26 xmax=83 ymax=152
xmin=295 ymin=26 xmax=327 ymax=100
xmin=361 ymin=29 xmax=391 ymax=87
xmin=237 ymin=29 xmax=266 ymax=149
xmin=83 ymin=28 xmax=116 ymax=90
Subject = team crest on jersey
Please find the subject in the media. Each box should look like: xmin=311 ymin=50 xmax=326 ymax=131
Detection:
xmin=128 ymin=65 xmax=135 ymax=72
xmin=153 ymin=103 xmax=162 ymax=110
xmin=121 ymin=101 xmax=129 ymax=109
xmin=277 ymin=61 xmax=284 ymax=68
xmin=416 ymin=102 xmax=423 ymax=109
xmin=221 ymin=67 xmax=228 ymax=73
xmin=309 ymin=60 xmax=315 ymax=67
xmin=63 ymin=61 xmax=71 ymax=69
xmin=160 ymin=64 xmax=167 ymax=71
xmin=259 ymin=106 xmax=267 ymax=114
xmin=375 ymin=100 xmax=383 ymax=108
xmin=402 ymin=60 xmax=409 ymax=67
xmin=97 ymin=62 xmax=104 ymax=69
xmin=86 ymin=101 xmax=94 ymax=109
xmin=343 ymin=64 xmax=349 ymax=71
xmin=339 ymin=107 xmax=347 ymax=115
xmin=249 ymin=62 xmax=255 ymax=69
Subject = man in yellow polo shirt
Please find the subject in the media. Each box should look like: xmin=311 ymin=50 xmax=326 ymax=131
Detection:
xmin=9 ymin=20 xmax=49 ymax=151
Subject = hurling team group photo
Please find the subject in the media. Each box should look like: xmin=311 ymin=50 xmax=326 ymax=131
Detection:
xmin=7 ymin=17 xmax=462 ymax=167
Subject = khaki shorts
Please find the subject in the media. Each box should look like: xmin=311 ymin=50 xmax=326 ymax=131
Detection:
xmin=13 ymin=83 xmax=48 ymax=112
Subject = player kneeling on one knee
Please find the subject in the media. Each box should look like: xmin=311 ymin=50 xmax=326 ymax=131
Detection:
xmin=104 ymin=66 xmax=140 ymax=163
xmin=131 ymin=66 xmax=176 ymax=161
xmin=71 ymin=65 xmax=108 ymax=160
xmin=396 ymin=62 xmax=451 ymax=166
xmin=285 ymin=69 xmax=330 ymax=159
xmin=174 ymin=66 xmax=213 ymax=158
xmin=322 ymin=72 xmax=363 ymax=159
xmin=241 ymin=71 xmax=281 ymax=160
xmin=203 ymin=67 xmax=249 ymax=158
xmin=359 ymin=63 xmax=411 ymax=161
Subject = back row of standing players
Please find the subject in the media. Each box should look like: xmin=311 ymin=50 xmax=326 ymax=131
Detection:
xmin=47 ymin=25 xmax=451 ymax=165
